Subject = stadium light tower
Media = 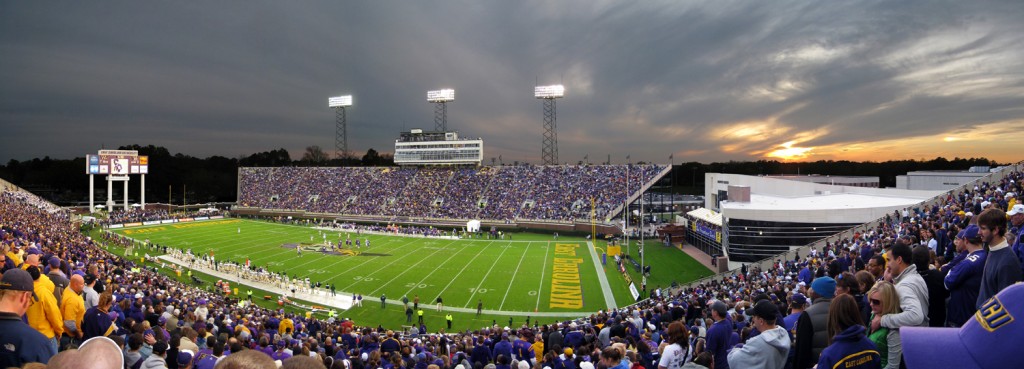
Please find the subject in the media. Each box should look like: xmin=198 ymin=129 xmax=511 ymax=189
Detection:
xmin=427 ymin=89 xmax=455 ymax=131
xmin=535 ymin=85 xmax=565 ymax=165
xmin=329 ymin=95 xmax=353 ymax=158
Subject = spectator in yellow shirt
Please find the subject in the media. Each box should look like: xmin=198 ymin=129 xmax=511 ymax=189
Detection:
xmin=22 ymin=254 xmax=54 ymax=295
xmin=531 ymin=336 xmax=544 ymax=360
xmin=279 ymin=315 xmax=294 ymax=337
xmin=26 ymin=266 xmax=63 ymax=353
xmin=59 ymin=274 xmax=85 ymax=348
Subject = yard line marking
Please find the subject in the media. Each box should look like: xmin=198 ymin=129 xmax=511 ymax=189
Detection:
xmin=337 ymin=237 xmax=437 ymax=291
xmin=364 ymin=238 xmax=461 ymax=296
xmin=432 ymin=241 xmax=494 ymax=302
xmin=463 ymin=240 xmax=513 ymax=308
xmin=116 ymin=228 xmax=299 ymax=260
xmin=499 ymin=242 xmax=531 ymax=310
xmin=397 ymin=239 xmax=477 ymax=298
xmin=535 ymin=242 xmax=551 ymax=312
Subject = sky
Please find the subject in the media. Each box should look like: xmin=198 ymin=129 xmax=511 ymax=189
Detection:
xmin=2 ymin=1 xmax=1023 ymax=165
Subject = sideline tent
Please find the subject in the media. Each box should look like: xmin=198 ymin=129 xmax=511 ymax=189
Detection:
xmin=686 ymin=208 xmax=722 ymax=226
xmin=466 ymin=220 xmax=481 ymax=232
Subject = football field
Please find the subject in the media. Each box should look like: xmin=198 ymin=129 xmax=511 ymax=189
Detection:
xmin=114 ymin=219 xmax=627 ymax=314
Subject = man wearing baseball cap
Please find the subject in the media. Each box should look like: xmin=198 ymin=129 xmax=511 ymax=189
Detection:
xmin=1008 ymin=204 xmax=1024 ymax=274
xmin=727 ymin=300 xmax=789 ymax=369
xmin=902 ymin=282 xmax=1024 ymax=368
xmin=944 ymin=225 xmax=987 ymax=327
xmin=0 ymin=268 xmax=55 ymax=367
xmin=782 ymin=293 xmax=807 ymax=333
xmin=705 ymin=300 xmax=732 ymax=369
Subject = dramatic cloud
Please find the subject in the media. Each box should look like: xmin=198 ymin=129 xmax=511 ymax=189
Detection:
xmin=1 ymin=0 xmax=1022 ymax=164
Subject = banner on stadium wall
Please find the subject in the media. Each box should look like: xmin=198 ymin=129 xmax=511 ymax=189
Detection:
xmin=210 ymin=216 xmax=224 ymax=220
xmin=194 ymin=216 xmax=209 ymax=221
xmin=125 ymin=222 xmax=143 ymax=227
xmin=628 ymin=283 xmax=640 ymax=300
xmin=108 ymin=224 xmax=123 ymax=229
xmin=143 ymin=221 xmax=161 ymax=226
xmin=161 ymin=220 xmax=176 ymax=224
xmin=694 ymin=223 xmax=722 ymax=243
xmin=179 ymin=218 xmax=194 ymax=222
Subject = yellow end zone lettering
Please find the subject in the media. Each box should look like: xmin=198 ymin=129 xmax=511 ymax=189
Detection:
xmin=549 ymin=256 xmax=584 ymax=309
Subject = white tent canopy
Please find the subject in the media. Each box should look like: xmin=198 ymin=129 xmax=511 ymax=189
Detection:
xmin=686 ymin=208 xmax=723 ymax=227
xmin=466 ymin=220 xmax=481 ymax=233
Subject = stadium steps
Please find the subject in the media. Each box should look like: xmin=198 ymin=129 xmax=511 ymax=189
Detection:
xmin=473 ymin=166 xmax=509 ymax=220
xmin=427 ymin=168 xmax=456 ymax=218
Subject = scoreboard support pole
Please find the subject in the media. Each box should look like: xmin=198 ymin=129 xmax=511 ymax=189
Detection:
xmin=89 ymin=175 xmax=94 ymax=213
xmin=106 ymin=176 xmax=114 ymax=209
xmin=141 ymin=174 xmax=146 ymax=210
xmin=123 ymin=179 xmax=129 ymax=211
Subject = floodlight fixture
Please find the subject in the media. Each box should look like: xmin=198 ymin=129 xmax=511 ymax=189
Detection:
xmin=329 ymin=95 xmax=353 ymax=107
xmin=329 ymin=94 xmax=353 ymax=159
xmin=428 ymin=89 xmax=455 ymax=131
xmin=534 ymin=85 xmax=565 ymax=99
xmin=427 ymin=89 xmax=455 ymax=103
xmin=536 ymin=84 xmax=564 ymax=165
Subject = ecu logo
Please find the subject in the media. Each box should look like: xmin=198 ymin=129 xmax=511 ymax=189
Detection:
xmin=976 ymin=296 xmax=1014 ymax=332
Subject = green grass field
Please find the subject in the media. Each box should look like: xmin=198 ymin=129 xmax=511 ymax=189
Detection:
xmin=109 ymin=219 xmax=711 ymax=329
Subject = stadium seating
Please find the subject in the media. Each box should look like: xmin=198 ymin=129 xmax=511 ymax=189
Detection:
xmin=238 ymin=165 xmax=668 ymax=222
xmin=3 ymin=162 xmax=1021 ymax=368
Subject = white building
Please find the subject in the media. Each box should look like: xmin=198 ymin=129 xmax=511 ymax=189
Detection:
xmin=704 ymin=173 xmax=941 ymax=264
xmin=895 ymin=170 xmax=992 ymax=191
xmin=393 ymin=129 xmax=483 ymax=166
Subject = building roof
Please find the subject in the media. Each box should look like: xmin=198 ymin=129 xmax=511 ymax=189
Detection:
xmin=721 ymin=193 xmax=926 ymax=211
xmin=687 ymin=207 xmax=722 ymax=226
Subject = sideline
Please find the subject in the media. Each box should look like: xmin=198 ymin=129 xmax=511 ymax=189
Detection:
xmin=158 ymin=254 xmax=354 ymax=310
xmin=587 ymin=241 xmax=617 ymax=309
xmin=157 ymin=252 xmax=587 ymax=317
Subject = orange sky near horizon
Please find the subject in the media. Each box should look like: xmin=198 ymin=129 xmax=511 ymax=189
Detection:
xmin=699 ymin=119 xmax=1023 ymax=164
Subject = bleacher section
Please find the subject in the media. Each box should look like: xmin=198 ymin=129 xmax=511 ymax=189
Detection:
xmin=237 ymin=165 xmax=667 ymax=223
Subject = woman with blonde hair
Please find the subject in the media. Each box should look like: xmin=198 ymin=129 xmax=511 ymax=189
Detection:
xmin=867 ymin=281 xmax=901 ymax=369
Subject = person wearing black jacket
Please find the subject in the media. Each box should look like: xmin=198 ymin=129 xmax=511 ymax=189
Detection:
xmin=913 ymin=245 xmax=949 ymax=327
xmin=546 ymin=324 xmax=564 ymax=354
xmin=794 ymin=276 xmax=835 ymax=369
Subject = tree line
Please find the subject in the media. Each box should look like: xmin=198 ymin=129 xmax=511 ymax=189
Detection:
xmin=0 ymin=145 xmax=1001 ymax=206
xmin=0 ymin=145 xmax=393 ymax=206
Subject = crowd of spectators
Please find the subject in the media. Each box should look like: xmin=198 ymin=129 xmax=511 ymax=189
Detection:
xmin=238 ymin=165 xmax=666 ymax=223
xmin=103 ymin=208 xmax=226 ymax=226
xmin=3 ymin=165 xmax=1022 ymax=369
xmin=105 ymin=209 xmax=171 ymax=225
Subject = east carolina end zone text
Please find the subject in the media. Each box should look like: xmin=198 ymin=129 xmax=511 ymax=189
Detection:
xmin=550 ymin=243 xmax=584 ymax=309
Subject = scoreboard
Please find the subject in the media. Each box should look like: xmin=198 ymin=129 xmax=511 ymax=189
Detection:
xmin=86 ymin=150 xmax=149 ymax=175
